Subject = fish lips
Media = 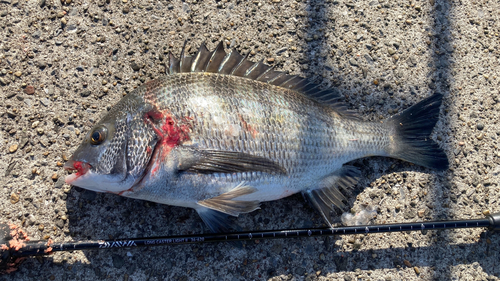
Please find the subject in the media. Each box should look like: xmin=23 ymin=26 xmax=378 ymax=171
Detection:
xmin=64 ymin=160 xmax=134 ymax=193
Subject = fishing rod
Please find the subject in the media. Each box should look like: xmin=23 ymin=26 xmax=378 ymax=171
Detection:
xmin=1 ymin=212 xmax=499 ymax=273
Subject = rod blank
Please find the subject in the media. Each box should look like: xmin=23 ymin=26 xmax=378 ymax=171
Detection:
xmin=1 ymin=212 xmax=499 ymax=274
xmin=5 ymin=213 xmax=499 ymax=260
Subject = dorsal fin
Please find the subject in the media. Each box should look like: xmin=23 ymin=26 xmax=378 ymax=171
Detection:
xmin=168 ymin=42 xmax=359 ymax=119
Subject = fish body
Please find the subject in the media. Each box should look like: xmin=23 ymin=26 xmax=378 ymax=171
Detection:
xmin=65 ymin=42 xmax=448 ymax=232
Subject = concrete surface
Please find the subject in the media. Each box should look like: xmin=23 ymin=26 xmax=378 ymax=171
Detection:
xmin=1 ymin=0 xmax=499 ymax=280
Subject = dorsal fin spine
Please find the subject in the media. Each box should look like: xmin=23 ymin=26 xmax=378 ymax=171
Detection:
xmin=230 ymin=52 xmax=251 ymax=75
xmin=168 ymin=41 xmax=360 ymax=120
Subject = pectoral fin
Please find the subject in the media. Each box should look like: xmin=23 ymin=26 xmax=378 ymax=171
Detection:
xmin=178 ymin=149 xmax=286 ymax=175
xmin=197 ymin=183 xmax=260 ymax=216
xmin=302 ymin=165 xmax=361 ymax=227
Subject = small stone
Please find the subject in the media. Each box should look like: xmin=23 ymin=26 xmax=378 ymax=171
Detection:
xmin=32 ymin=121 xmax=40 ymax=128
xmin=267 ymin=57 xmax=275 ymax=63
xmin=38 ymin=224 xmax=44 ymax=231
xmin=10 ymin=193 xmax=20 ymax=204
xmin=387 ymin=48 xmax=396 ymax=55
xmin=24 ymin=85 xmax=35 ymax=95
xmin=43 ymin=235 xmax=50 ymax=240
xmin=458 ymin=141 xmax=465 ymax=146
xmin=122 ymin=6 xmax=130 ymax=13
xmin=476 ymin=133 xmax=484 ymax=140
xmin=9 ymin=144 xmax=18 ymax=153
xmin=349 ymin=58 xmax=358 ymax=67
xmin=483 ymin=210 xmax=490 ymax=216
xmin=40 ymin=98 xmax=51 ymax=107
xmin=403 ymin=260 xmax=412 ymax=267
xmin=130 ymin=61 xmax=141 ymax=71
xmin=417 ymin=209 xmax=425 ymax=217
xmin=476 ymin=123 xmax=484 ymax=130
xmin=414 ymin=267 xmax=420 ymax=274
xmin=51 ymin=173 xmax=58 ymax=180
xmin=80 ymin=90 xmax=91 ymax=97
xmin=54 ymin=177 xmax=65 ymax=188
xmin=14 ymin=71 xmax=22 ymax=77
xmin=61 ymin=17 xmax=67 ymax=25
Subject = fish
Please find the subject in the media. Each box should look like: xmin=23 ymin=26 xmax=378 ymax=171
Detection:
xmin=64 ymin=42 xmax=449 ymax=232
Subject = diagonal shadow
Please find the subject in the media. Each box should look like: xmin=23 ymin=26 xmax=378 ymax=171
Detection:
xmin=302 ymin=0 xmax=498 ymax=280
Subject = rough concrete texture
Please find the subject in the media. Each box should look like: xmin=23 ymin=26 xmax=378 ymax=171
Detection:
xmin=1 ymin=0 xmax=499 ymax=280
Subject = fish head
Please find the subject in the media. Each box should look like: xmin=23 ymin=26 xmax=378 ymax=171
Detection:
xmin=65 ymin=95 xmax=157 ymax=193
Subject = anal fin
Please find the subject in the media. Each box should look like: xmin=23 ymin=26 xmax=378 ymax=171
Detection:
xmin=302 ymin=165 xmax=361 ymax=227
xmin=197 ymin=183 xmax=260 ymax=217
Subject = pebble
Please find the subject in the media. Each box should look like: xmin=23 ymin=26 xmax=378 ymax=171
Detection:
xmin=51 ymin=173 xmax=58 ymax=180
xmin=295 ymin=267 xmax=306 ymax=276
xmin=37 ymin=61 xmax=47 ymax=68
xmin=55 ymin=219 xmax=64 ymax=229
xmin=61 ymin=17 xmax=67 ymax=25
xmin=387 ymin=48 xmax=396 ymax=55
xmin=14 ymin=71 xmax=22 ymax=77
xmin=267 ymin=57 xmax=275 ymax=63
xmin=417 ymin=209 xmax=425 ymax=218
xmin=476 ymin=123 xmax=484 ymax=130
xmin=81 ymin=90 xmax=91 ymax=97
xmin=40 ymin=98 xmax=51 ymax=107
xmin=349 ymin=58 xmax=358 ymax=67
xmin=54 ymin=177 xmax=65 ymax=188
xmin=9 ymin=144 xmax=18 ymax=153
xmin=38 ymin=224 xmax=44 ymax=231
xmin=10 ymin=193 xmax=20 ymax=204
xmin=130 ymin=61 xmax=141 ymax=71
xmin=24 ymin=85 xmax=35 ymax=95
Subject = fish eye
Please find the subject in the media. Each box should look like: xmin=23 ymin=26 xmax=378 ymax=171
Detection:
xmin=90 ymin=127 xmax=107 ymax=145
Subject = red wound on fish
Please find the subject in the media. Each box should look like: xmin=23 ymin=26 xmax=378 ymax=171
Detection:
xmin=144 ymin=110 xmax=192 ymax=160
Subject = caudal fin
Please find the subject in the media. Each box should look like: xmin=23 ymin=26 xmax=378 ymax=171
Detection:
xmin=387 ymin=93 xmax=449 ymax=171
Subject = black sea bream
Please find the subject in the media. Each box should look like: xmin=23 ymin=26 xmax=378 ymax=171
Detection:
xmin=65 ymin=42 xmax=449 ymax=232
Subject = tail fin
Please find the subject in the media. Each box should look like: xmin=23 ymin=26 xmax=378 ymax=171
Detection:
xmin=387 ymin=94 xmax=449 ymax=171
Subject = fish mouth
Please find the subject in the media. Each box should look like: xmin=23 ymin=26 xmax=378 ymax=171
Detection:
xmin=64 ymin=160 xmax=91 ymax=184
